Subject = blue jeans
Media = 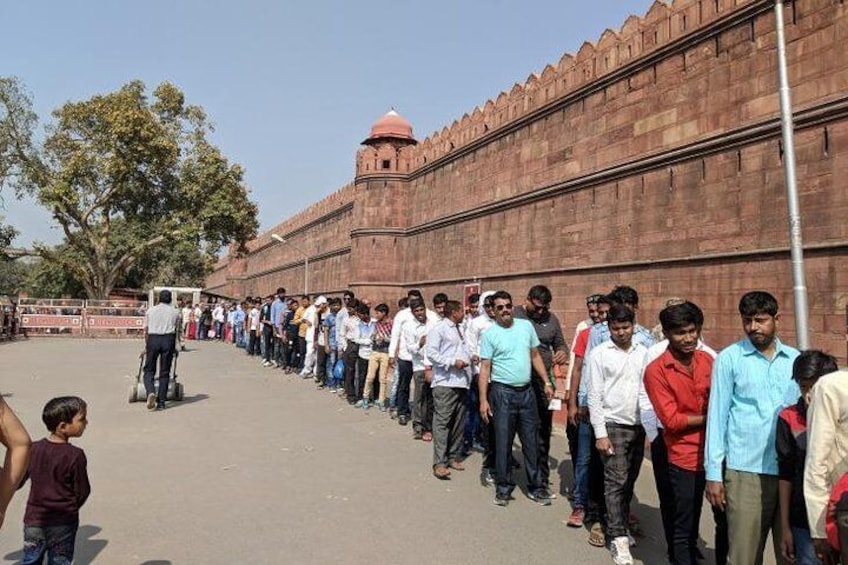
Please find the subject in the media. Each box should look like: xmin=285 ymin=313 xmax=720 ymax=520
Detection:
xmin=324 ymin=351 xmax=337 ymax=385
xmin=489 ymin=382 xmax=543 ymax=498
xmin=791 ymin=526 xmax=822 ymax=565
xmin=234 ymin=322 xmax=245 ymax=347
xmin=22 ymin=523 xmax=77 ymax=565
xmin=572 ymin=419 xmax=594 ymax=509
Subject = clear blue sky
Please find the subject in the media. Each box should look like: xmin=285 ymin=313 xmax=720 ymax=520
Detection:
xmin=1 ymin=0 xmax=654 ymax=247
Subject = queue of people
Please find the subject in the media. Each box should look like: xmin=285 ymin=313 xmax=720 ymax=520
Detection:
xmin=211 ymin=285 xmax=848 ymax=565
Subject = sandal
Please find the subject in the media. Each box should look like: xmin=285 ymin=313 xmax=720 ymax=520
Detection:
xmin=588 ymin=522 xmax=606 ymax=547
xmin=422 ymin=431 xmax=433 ymax=442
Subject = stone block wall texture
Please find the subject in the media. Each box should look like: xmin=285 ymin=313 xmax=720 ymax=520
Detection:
xmin=207 ymin=0 xmax=848 ymax=364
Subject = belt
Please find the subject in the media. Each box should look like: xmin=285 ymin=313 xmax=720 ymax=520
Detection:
xmin=491 ymin=381 xmax=531 ymax=391
xmin=606 ymin=422 xmax=642 ymax=430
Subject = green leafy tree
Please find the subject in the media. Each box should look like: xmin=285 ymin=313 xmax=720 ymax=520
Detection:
xmin=0 ymin=77 xmax=258 ymax=299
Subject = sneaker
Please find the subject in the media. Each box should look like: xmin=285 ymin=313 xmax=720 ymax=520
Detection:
xmin=567 ymin=508 xmax=585 ymax=528
xmin=262 ymin=360 xmax=273 ymax=367
xmin=374 ymin=400 xmax=385 ymax=411
xmin=493 ymin=494 xmax=509 ymax=507
xmin=528 ymin=489 xmax=552 ymax=506
xmin=146 ymin=393 xmax=157 ymax=411
xmin=609 ymin=536 xmax=633 ymax=565
xmin=398 ymin=415 xmax=408 ymax=426
xmin=156 ymin=402 xmax=166 ymax=411
xmin=480 ymin=468 xmax=495 ymax=486
xmin=354 ymin=399 xmax=366 ymax=408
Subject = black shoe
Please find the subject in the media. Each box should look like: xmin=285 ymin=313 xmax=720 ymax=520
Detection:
xmin=528 ymin=489 xmax=552 ymax=506
xmin=493 ymin=494 xmax=510 ymax=507
xmin=156 ymin=402 xmax=166 ymax=411
xmin=480 ymin=468 xmax=495 ymax=487
xmin=398 ymin=415 xmax=409 ymax=426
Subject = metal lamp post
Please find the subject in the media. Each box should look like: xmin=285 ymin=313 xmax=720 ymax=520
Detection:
xmin=774 ymin=0 xmax=810 ymax=348
xmin=271 ymin=234 xmax=309 ymax=296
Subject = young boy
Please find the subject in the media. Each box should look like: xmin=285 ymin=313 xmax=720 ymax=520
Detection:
xmin=20 ymin=396 xmax=90 ymax=564
xmin=777 ymin=350 xmax=838 ymax=565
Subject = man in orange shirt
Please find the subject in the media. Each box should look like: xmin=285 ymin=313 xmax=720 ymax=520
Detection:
xmin=644 ymin=301 xmax=727 ymax=565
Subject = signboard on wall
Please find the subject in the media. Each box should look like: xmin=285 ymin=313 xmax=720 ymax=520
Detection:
xmin=462 ymin=282 xmax=481 ymax=310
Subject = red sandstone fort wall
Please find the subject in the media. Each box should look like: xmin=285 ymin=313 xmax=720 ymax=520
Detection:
xmin=208 ymin=0 xmax=848 ymax=361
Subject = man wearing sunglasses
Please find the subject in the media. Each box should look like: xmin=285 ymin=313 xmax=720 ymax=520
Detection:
xmin=513 ymin=285 xmax=568 ymax=496
xmin=479 ymin=291 xmax=554 ymax=507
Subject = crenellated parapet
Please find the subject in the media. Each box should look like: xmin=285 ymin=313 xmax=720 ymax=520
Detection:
xmin=405 ymin=0 xmax=759 ymax=170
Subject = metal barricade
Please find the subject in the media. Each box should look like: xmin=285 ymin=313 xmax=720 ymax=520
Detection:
xmin=84 ymin=300 xmax=147 ymax=337
xmin=17 ymin=299 xmax=85 ymax=336
xmin=16 ymin=298 xmax=147 ymax=337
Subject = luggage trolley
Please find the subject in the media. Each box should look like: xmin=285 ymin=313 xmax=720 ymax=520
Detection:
xmin=127 ymin=349 xmax=185 ymax=403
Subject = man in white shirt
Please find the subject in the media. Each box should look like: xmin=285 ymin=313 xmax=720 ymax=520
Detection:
xmin=212 ymin=303 xmax=225 ymax=340
xmin=805 ymin=368 xmax=848 ymax=564
xmin=426 ymin=301 xmax=471 ymax=479
xmin=404 ymin=298 xmax=439 ymax=441
xmin=587 ymin=303 xmax=648 ymax=565
xmin=388 ymin=289 xmax=438 ymax=426
xmin=180 ymin=300 xmax=192 ymax=350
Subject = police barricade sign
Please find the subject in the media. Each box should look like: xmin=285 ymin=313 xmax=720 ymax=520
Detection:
xmin=86 ymin=316 xmax=145 ymax=329
xmin=19 ymin=314 xmax=83 ymax=330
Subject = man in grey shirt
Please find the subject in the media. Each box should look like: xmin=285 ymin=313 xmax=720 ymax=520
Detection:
xmin=143 ymin=289 xmax=181 ymax=411
xmin=513 ymin=284 xmax=568 ymax=493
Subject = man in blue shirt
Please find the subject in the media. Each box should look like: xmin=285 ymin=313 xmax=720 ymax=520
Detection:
xmin=705 ymin=291 xmax=800 ymax=565
xmin=270 ymin=287 xmax=287 ymax=368
xmin=478 ymin=290 xmax=554 ymax=507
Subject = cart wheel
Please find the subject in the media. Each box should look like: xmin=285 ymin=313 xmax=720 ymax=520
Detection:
xmin=175 ymin=383 xmax=184 ymax=401
xmin=128 ymin=385 xmax=137 ymax=403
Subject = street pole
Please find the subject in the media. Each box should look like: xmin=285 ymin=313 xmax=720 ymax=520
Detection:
xmin=304 ymin=256 xmax=309 ymax=297
xmin=774 ymin=0 xmax=809 ymax=349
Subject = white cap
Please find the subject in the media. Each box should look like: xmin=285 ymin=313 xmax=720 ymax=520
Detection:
xmin=314 ymin=295 xmax=328 ymax=306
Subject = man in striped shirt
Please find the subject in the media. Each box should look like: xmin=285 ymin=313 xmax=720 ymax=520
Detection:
xmin=705 ymin=291 xmax=800 ymax=565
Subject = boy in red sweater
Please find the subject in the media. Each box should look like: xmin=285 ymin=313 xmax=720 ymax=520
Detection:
xmin=19 ymin=396 xmax=90 ymax=565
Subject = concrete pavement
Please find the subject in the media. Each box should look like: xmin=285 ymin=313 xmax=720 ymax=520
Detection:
xmin=0 ymin=338 xmax=749 ymax=564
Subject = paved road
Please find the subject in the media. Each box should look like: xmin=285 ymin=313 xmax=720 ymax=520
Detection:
xmin=0 ymin=338 xmax=753 ymax=564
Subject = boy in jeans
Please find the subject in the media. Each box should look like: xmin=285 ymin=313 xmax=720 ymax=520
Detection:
xmin=20 ymin=396 xmax=90 ymax=565
xmin=777 ymin=350 xmax=838 ymax=565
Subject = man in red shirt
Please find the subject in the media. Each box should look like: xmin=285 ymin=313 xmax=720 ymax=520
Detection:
xmin=644 ymin=302 xmax=726 ymax=565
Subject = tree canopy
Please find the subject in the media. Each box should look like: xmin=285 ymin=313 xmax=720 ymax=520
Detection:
xmin=0 ymin=77 xmax=258 ymax=299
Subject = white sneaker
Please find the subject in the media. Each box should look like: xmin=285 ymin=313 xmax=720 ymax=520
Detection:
xmin=609 ymin=536 xmax=633 ymax=565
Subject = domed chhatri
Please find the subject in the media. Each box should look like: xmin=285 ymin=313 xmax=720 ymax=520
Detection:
xmin=363 ymin=109 xmax=417 ymax=145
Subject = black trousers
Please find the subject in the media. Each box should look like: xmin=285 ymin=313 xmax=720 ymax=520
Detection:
xmin=143 ymin=334 xmax=176 ymax=404
xmin=602 ymin=424 xmax=645 ymax=539
xmin=343 ymin=343 xmax=359 ymax=401
xmin=668 ymin=463 xmax=728 ymax=565
xmin=247 ymin=330 xmax=258 ymax=355
xmin=297 ymin=336 xmax=307 ymax=369
xmin=532 ymin=379 xmax=553 ymax=485
xmin=316 ymin=346 xmax=327 ymax=384
xmin=396 ymin=359 xmax=414 ymax=417
xmin=261 ymin=325 xmax=274 ymax=362
xmin=356 ymin=357 xmax=369 ymax=400
xmin=652 ymin=431 xmax=677 ymax=561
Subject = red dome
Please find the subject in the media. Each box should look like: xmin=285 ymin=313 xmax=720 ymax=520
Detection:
xmin=364 ymin=110 xmax=416 ymax=144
